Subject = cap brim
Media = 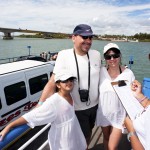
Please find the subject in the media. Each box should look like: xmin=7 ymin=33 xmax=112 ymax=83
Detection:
xmin=55 ymin=76 xmax=76 ymax=82
xmin=72 ymin=33 xmax=97 ymax=37
xmin=60 ymin=77 xmax=76 ymax=81
xmin=79 ymin=33 xmax=95 ymax=36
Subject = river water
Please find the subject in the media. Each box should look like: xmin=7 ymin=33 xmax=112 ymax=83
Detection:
xmin=0 ymin=37 xmax=149 ymax=82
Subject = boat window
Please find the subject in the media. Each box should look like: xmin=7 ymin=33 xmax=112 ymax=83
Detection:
xmin=4 ymin=82 xmax=27 ymax=105
xmin=29 ymin=74 xmax=48 ymax=95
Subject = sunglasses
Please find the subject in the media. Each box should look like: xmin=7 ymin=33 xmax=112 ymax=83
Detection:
xmin=80 ymin=35 xmax=93 ymax=40
xmin=60 ymin=77 xmax=76 ymax=83
xmin=104 ymin=53 xmax=120 ymax=60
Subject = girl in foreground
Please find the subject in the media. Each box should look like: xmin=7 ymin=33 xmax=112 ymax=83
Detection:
xmin=0 ymin=70 xmax=87 ymax=150
xmin=124 ymin=80 xmax=150 ymax=150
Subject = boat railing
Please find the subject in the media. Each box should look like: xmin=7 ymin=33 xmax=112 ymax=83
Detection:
xmin=0 ymin=123 xmax=51 ymax=150
xmin=0 ymin=52 xmax=58 ymax=64
xmin=0 ymin=56 xmax=19 ymax=64
xmin=18 ymin=123 xmax=51 ymax=150
xmin=0 ymin=55 xmax=46 ymax=64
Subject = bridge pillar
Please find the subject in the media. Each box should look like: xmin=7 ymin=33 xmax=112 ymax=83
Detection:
xmin=3 ymin=32 xmax=13 ymax=40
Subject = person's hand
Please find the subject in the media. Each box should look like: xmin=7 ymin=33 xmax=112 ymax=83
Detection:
xmin=0 ymin=126 xmax=11 ymax=141
xmin=131 ymin=80 xmax=144 ymax=100
xmin=124 ymin=116 xmax=135 ymax=132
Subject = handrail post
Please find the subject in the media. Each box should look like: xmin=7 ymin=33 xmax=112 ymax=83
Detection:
xmin=27 ymin=46 xmax=31 ymax=56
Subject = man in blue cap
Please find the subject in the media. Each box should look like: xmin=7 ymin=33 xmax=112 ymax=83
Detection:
xmin=38 ymin=24 xmax=101 ymax=146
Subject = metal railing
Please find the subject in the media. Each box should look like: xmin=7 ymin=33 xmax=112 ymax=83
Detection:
xmin=18 ymin=123 xmax=51 ymax=150
xmin=0 ymin=51 xmax=58 ymax=64
xmin=0 ymin=56 xmax=19 ymax=64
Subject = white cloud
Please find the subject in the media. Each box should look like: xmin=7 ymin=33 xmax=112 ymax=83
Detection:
xmin=0 ymin=0 xmax=150 ymax=35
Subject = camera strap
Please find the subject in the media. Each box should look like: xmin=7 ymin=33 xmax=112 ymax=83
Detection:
xmin=73 ymin=49 xmax=91 ymax=105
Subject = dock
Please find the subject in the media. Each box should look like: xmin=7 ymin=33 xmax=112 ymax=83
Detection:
xmin=88 ymin=126 xmax=131 ymax=150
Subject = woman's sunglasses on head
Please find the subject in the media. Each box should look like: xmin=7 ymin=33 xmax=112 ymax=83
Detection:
xmin=104 ymin=53 xmax=120 ymax=60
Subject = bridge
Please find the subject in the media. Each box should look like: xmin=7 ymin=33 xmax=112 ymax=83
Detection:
xmin=0 ymin=27 xmax=57 ymax=40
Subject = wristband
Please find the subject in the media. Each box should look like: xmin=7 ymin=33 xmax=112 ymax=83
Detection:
xmin=127 ymin=132 xmax=137 ymax=142
xmin=138 ymin=96 xmax=147 ymax=103
xmin=38 ymin=101 xmax=44 ymax=105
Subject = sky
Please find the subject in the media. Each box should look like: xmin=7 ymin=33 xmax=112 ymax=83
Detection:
xmin=1 ymin=0 xmax=150 ymax=36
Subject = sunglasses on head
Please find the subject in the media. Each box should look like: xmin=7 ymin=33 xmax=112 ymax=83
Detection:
xmin=60 ymin=77 xmax=76 ymax=83
xmin=104 ymin=53 xmax=120 ymax=60
xmin=80 ymin=35 xmax=93 ymax=40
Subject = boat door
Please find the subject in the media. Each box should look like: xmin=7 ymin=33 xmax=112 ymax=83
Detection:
xmin=24 ymin=64 xmax=52 ymax=111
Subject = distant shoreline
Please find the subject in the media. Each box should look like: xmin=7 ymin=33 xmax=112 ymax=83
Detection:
xmin=15 ymin=36 xmax=150 ymax=42
xmin=15 ymin=33 xmax=150 ymax=42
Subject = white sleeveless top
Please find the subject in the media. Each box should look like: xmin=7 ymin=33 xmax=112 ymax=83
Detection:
xmin=96 ymin=67 xmax=135 ymax=129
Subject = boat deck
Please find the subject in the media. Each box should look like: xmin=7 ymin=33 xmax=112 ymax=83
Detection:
xmin=43 ymin=126 xmax=131 ymax=150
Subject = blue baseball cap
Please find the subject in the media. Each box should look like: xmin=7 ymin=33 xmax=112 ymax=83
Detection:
xmin=73 ymin=24 xmax=94 ymax=36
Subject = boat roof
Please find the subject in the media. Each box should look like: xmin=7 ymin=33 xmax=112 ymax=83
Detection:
xmin=0 ymin=60 xmax=46 ymax=75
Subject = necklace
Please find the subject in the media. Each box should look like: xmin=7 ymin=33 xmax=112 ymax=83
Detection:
xmin=107 ymin=65 xmax=122 ymax=80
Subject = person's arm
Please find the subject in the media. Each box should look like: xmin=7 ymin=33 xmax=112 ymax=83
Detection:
xmin=37 ymin=74 xmax=56 ymax=106
xmin=124 ymin=116 xmax=144 ymax=150
xmin=0 ymin=117 xmax=27 ymax=141
xmin=145 ymin=107 xmax=150 ymax=149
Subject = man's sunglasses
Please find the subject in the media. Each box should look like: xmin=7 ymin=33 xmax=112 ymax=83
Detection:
xmin=60 ymin=77 xmax=76 ymax=83
xmin=104 ymin=53 xmax=120 ymax=60
xmin=80 ymin=35 xmax=93 ymax=40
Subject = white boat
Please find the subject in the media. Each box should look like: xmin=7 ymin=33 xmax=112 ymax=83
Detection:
xmin=0 ymin=60 xmax=55 ymax=149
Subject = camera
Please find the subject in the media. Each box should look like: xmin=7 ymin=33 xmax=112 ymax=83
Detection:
xmin=79 ymin=89 xmax=89 ymax=102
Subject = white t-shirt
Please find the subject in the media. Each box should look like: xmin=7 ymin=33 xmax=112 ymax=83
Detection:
xmin=96 ymin=67 xmax=135 ymax=129
xmin=133 ymin=106 xmax=150 ymax=150
xmin=53 ymin=48 xmax=101 ymax=110
xmin=23 ymin=93 xmax=86 ymax=150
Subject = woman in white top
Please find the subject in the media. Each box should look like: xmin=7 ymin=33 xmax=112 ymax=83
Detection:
xmin=125 ymin=80 xmax=150 ymax=150
xmin=96 ymin=43 xmax=135 ymax=150
xmin=0 ymin=70 xmax=87 ymax=150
